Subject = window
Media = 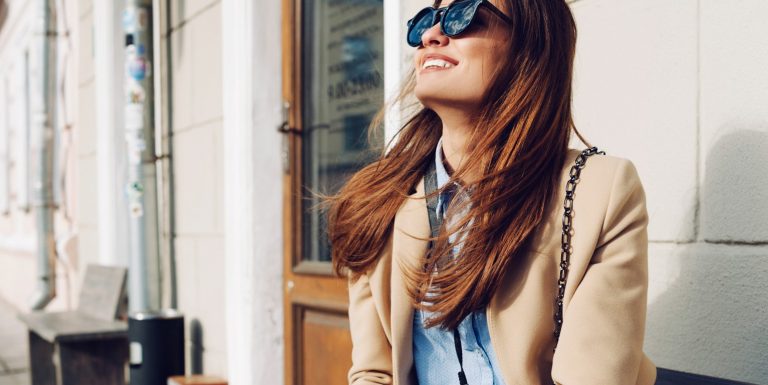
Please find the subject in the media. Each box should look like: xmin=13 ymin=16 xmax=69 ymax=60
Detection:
xmin=298 ymin=0 xmax=385 ymax=263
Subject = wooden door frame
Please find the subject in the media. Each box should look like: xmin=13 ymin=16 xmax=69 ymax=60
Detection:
xmin=281 ymin=1 xmax=352 ymax=384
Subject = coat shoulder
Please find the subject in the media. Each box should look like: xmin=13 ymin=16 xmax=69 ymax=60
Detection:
xmin=529 ymin=148 xmax=643 ymax=256
xmin=561 ymin=148 xmax=643 ymax=195
xmin=563 ymin=148 xmax=639 ymax=178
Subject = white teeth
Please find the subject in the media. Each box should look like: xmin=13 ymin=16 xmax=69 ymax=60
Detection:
xmin=423 ymin=58 xmax=454 ymax=69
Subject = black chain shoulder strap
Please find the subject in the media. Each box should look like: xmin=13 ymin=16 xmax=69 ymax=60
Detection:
xmin=553 ymin=146 xmax=605 ymax=350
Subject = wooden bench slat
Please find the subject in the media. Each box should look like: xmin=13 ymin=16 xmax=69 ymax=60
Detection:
xmin=77 ymin=265 xmax=127 ymax=321
xmin=18 ymin=311 xmax=127 ymax=343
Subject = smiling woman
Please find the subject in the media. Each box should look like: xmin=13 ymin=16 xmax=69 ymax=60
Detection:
xmin=327 ymin=0 xmax=657 ymax=384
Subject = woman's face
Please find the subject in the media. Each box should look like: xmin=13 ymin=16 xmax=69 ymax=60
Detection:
xmin=413 ymin=0 xmax=511 ymax=112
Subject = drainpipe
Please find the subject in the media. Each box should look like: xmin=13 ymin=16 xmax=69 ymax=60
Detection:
xmin=124 ymin=3 xmax=187 ymax=380
xmin=28 ymin=0 xmax=58 ymax=310
xmin=123 ymin=0 xmax=161 ymax=313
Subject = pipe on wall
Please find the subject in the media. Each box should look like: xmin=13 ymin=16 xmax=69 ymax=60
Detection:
xmin=124 ymin=0 xmax=162 ymax=313
xmin=28 ymin=0 xmax=58 ymax=310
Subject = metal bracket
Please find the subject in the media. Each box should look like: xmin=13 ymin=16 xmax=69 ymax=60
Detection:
xmin=277 ymin=102 xmax=301 ymax=135
xmin=278 ymin=102 xmax=299 ymax=173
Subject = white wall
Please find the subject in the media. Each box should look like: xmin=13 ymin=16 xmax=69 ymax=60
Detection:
xmin=0 ymin=0 xmax=81 ymax=312
xmin=221 ymin=0 xmax=284 ymax=383
xmin=0 ymin=0 xmax=39 ymax=311
xmin=167 ymin=0 xmax=229 ymax=376
xmin=569 ymin=0 xmax=768 ymax=382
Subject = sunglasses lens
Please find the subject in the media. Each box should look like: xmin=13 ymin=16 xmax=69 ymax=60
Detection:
xmin=442 ymin=1 xmax=480 ymax=36
xmin=407 ymin=9 xmax=436 ymax=46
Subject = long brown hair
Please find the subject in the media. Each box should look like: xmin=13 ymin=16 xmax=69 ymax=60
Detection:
xmin=328 ymin=0 xmax=588 ymax=329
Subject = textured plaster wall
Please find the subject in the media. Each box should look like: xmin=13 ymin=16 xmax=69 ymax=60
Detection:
xmin=225 ymin=0 xmax=285 ymax=382
xmin=569 ymin=0 xmax=768 ymax=383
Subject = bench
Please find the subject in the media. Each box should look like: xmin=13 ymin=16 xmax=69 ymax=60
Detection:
xmin=19 ymin=264 xmax=129 ymax=385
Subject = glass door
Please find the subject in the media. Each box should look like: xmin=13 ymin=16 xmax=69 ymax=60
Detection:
xmin=282 ymin=0 xmax=384 ymax=384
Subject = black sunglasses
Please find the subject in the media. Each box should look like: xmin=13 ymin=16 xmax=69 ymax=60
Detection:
xmin=406 ymin=0 xmax=512 ymax=47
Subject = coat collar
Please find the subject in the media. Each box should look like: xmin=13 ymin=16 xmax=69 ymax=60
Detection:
xmin=390 ymin=177 xmax=429 ymax=385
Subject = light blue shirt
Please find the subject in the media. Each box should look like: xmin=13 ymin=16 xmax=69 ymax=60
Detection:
xmin=412 ymin=138 xmax=507 ymax=385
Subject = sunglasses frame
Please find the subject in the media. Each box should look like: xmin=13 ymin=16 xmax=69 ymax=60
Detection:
xmin=406 ymin=0 xmax=512 ymax=47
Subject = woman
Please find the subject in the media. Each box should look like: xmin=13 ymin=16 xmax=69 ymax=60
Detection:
xmin=328 ymin=0 xmax=657 ymax=384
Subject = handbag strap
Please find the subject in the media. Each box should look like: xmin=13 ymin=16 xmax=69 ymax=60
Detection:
xmin=553 ymin=147 xmax=604 ymax=350
xmin=423 ymin=159 xmax=469 ymax=385
xmin=422 ymin=147 xmax=605 ymax=385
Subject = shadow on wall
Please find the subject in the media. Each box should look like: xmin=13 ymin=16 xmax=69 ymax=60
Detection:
xmin=190 ymin=317 xmax=204 ymax=374
xmin=0 ymin=1 xmax=8 ymax=31
xmin=646 ymin=129 xmax=768 ymax=384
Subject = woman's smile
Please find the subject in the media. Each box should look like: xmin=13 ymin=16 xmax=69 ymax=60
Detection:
xmin=420 ymin=53 xmax=460 ymax=74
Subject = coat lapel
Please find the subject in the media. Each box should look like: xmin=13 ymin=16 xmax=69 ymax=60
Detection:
xmin=390 ymin=178 xmax=430 ymax=385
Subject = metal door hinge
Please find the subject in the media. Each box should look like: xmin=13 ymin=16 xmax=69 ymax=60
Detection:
xmin=277 ymin=102 xmax=301 ymax=135
xmin=278 ymin=102 xmax=299 ymax=173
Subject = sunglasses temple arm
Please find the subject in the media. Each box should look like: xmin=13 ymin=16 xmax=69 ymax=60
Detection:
xmin=484 ymin=2 xmax=513 ymax=25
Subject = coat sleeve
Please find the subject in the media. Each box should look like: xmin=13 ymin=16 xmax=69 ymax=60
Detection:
xmin=551 ymin=159 xmax=657 ymax=385
xmin=347 ymin=271 xmax=394 ymax=385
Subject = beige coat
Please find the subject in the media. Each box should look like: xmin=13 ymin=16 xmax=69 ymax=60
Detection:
xmin=347 ymin=148 xmax=657 ymax=385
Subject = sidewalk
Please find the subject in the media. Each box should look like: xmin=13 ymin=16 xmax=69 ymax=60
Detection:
xmin=0 ymin=298 xmax=30 ymax=385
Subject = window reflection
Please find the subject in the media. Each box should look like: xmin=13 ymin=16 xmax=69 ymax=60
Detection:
xmin=301 ymin=0 xmax=384 ymax=263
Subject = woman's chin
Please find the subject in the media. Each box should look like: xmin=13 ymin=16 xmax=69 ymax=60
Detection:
xmin=414 ymin=92 xmax=477 ymax=111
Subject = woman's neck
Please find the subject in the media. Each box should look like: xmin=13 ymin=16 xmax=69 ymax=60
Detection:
xmin=441 ymin=130 xmax=469 ymax=173
xmin=436 ymin=107 xmax=476 ymax=181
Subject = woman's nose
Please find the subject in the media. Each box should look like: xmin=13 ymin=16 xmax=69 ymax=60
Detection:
xmin=421 ymin=21 xmax=449 ymax=47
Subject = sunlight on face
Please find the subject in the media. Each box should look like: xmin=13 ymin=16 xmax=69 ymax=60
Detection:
xmin=412 ymin=0 xmax=511 ymax=113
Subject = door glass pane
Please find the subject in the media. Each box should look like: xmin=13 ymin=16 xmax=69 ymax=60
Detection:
xmin=301 ymin=0 xmax=384 ymax=263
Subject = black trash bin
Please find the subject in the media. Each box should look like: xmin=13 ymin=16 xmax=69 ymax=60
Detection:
xmin=129 ymin=309 xmax=185 ymax=385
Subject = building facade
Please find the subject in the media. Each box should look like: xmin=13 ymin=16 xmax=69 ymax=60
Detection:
xmin=0 ymin=0 xmax=766 ymax=384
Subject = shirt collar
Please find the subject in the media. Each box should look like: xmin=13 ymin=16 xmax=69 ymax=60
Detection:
xmin=435 ymin=137 xmax=465 ymax=219
xmin=435 ymin=137 xmax=451 ymax=190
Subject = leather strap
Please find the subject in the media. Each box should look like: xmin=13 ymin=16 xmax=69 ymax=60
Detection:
xmin=424 ymin=159 xmax=441 ymax=241
xmin=423 ymin=159 xmax=468 ymax=385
